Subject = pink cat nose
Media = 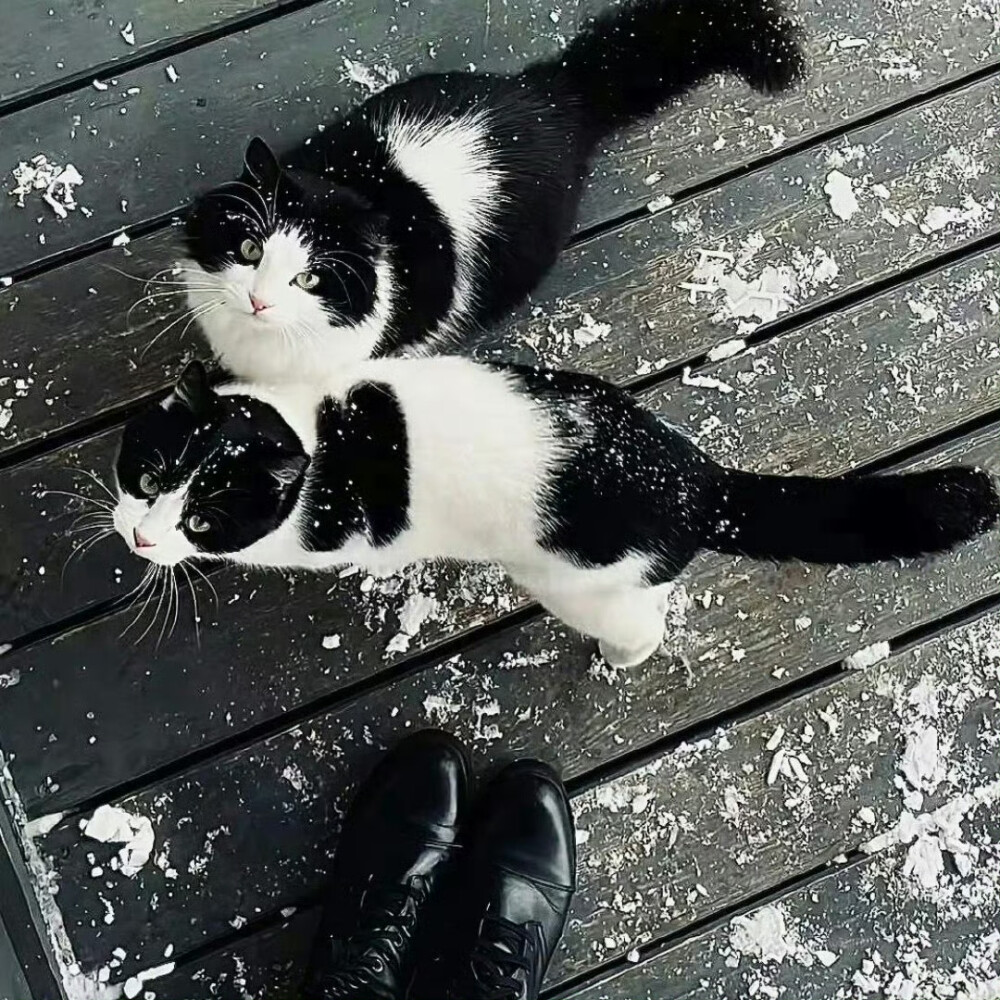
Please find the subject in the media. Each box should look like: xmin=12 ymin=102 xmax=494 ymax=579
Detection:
xmin=133 ymin=528 xmax=155 ymax=549
xmin=249 ymin=292 xmax=271 ymax=314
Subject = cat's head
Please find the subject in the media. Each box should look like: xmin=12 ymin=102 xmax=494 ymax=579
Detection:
xmin=182 ymin=138 xmax=390 ymax=376
xmin=113 ymin=361 xmax=309 ymax=566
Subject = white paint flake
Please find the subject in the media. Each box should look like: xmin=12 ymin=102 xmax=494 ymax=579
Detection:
xmin=321 ymin=633 xmax=341 ymax=650
xmin=82 ymin=804 xmax=155 ymax=877
xmin=340 ymin=57 xmax=399 ymax=95
xmin=824 ymin=170 xmax=860 ymax=221
xmin=111 ymin=231 xmax=131 ymax=247
xmin=845 ymin=641 xmax=891 ymax=671
xmin=706 ymin=338 xmax=746 ymax=362
xmin=120 ymin=21 xmax=136 ymax=45
xmin=730 ymin=905 xmax=798 ymax=963
xmin=385 ymin=592 xmax=439 ymax=656
xmin=8 ymin=156 xmax=84 ymax=217
xmin=165 ymin=64 xmax=179 ymax=83
xmin=571 ymin=312 xmax=612 ymax=348
xmin=123 ymin=962 xmax=174 ymax=999
xmin=681 ymin=367 xmax=733 ymax=394
xmin=920 ymin=196 xmax=991 ymax=235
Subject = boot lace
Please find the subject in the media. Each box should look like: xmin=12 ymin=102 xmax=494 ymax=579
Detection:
xmin=455 ymin=915 xmax=538 ymax=1000
xmin=316 ymin=875 xmax=427 ymax=997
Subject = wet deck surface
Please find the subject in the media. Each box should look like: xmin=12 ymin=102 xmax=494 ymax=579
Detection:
xmin=1 ymin=1 xmax=1000 ymax=998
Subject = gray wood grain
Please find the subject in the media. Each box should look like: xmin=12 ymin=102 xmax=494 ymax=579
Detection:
xmin=2 ymin=0 xmax=999 ymax=281
xmin=38 ymin=589 xmax=1000 ymax=994
xmin=3 ymin=244 xmax=999 ymax=811
xmin=3 ymin=73 xmax=999 ymax=459
xmin=563 ymin=822 xmax=1000 ymax=1000
xmin=0 ymin=0 xmax=282 ymax=108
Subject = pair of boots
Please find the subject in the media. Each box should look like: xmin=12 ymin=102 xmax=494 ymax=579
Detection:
xmin=302 ymin=731 xmax=577 ymax=1000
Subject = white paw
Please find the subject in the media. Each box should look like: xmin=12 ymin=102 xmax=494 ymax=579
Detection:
xmin=598 ymin=631 xmax=664 ymax=669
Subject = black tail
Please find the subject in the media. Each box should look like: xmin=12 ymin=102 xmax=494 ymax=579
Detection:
xmin=544 ymin=0 xmax=805 ymax=135
xmin=702 ymin=465 xmax=1000 ymax=564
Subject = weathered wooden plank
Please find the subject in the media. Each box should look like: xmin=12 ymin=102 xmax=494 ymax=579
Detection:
xmin=2 ymin=0 xmax=998 ymax=281
xmin=564 ymin=818 xmax=1000 ymax=1000
xmin=3 ymin=244 xmax=999 ymax=807
xmin=152 ymin=910 xmax=317 ymax=1000
xmin=145 ymin=809 xmax=1000 ymax=1000
xmin=0 ymin=0 xmax=603 ymax=280
xmin=3 ymin=71 xmax=999 ymax=460
xmin=0 ymin=912 xmax=32 ymax=1000
xmin=30 ymin=578 xmax=1000 ymax=989
xmin=0 ymin=0 xmax=283 ymax=109
xmin=0 ymin=227 xmax=195 ymax=459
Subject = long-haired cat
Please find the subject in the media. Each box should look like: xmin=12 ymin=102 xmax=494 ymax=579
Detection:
xmin=113 ymin=360 xmax=999 ymax=666
xmin=182 ymin=0 xmax=805 ymax=382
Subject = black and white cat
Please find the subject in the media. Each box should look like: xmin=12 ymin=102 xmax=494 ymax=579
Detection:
xmin=113 ymin=360 xmax=999 ymax=666
xmin=181 ymin=0 xmax=805 ymax=382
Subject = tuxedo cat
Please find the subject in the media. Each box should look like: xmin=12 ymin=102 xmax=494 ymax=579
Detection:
xmin=182 ymin=0 xmax=804 ymax=382
xmin=113 ymin=360 xmax=999 ymax=666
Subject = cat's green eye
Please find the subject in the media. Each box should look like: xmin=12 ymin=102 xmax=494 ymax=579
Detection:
xmin=186 ymin=513 xmax=211 ymax=534
xmin=294 ymin=271 xmax=320 ymax=291
xmin=138 ymin=472 xmax=160 ymax=497
xmin=240 ymin=238 xmax=263 ymax=263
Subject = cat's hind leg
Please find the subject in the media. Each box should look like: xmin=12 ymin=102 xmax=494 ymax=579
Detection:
xmin=520 ymin=576 xmax=668 ymax=669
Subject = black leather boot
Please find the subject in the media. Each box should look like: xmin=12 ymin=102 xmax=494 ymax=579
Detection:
xmin=429 ymin=759 xmax=576 ymax=1000
xmin=302 ymin=729 xmax=470 ymax=1000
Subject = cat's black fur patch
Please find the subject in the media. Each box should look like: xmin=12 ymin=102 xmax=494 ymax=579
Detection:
xmin=185 ymin=0 xmax=804 ymax=358
xmin=507 ymin=365 xmax=716 ymax=581
xmin=302 ymin=382 xmax=410 ymax=551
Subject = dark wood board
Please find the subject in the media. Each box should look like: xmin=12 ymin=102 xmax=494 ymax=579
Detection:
xmin=3 ymin=244 xmax=1000 ymax=812
xmin=2 ymin=0 xmax=998 ymax=282
xmin=565 ymin=816 xmax=1000 ymax=1000
xmin=0 ymin=0 xmax=285 ymax=110
xmin=3 ymin=72 xmax=999 ymax=461
xmin=155 ymin=810 xmax=1000 ymax=1000
xmin=35 ymin=595 xmax=1000 ymax=993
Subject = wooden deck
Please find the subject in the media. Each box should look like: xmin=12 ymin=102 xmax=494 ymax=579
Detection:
xmin=2 ymin=2 xmax=1000 ymax=998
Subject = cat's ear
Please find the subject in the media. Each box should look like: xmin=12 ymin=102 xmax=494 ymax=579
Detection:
xmin=243 ymin=137 xmax=282 ymax=188
xmin=173 ymin=360 xmax=213 ymax=414
xmin=268 ymin=451 xmax=308 ymax=489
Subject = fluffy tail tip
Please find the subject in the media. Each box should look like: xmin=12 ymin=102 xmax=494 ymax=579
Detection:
xmin=738 ymin=1 xmax=807 ymax=94
xmin=906 ymin=465 xmax=1000 ymax=551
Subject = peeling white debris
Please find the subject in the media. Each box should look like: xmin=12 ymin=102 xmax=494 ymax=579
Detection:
xmin=385 ymin=592 xmax=439 ymax=656
xmin=794 ymin=616 xmax=812 ymax=631
xmin=900 ymin=726 xmax=944 ymax=794
xmin=730 ymin=905 xmax=798 ymax=963
xmin=646 ymin=193 xmax=674 ymax=213
xmin=824 ymin=170 xmax=860 ymax=221
xmin=0 ymin=277 xmax=11 ymax=288
xmin=571 ymin=312 xmax=611 ymax=348
xmin=165 ymin=64 xmax=179 ymax=83
xmin=120 ymin=21 xmax=136 ymax=45
xmin=111 ymin=231 xmax=131 ymax=247
xmin=863 ymin=780 xmax=1000 ymax=895
xmin=123 ymin=963 xmax=174 ymax=999
xmin=681 ymin=367 xmax=733 ymax=394
xmin=340 ymin=57 xmax=399 ymax=95
xmin=845 ymin=641 xmax=890 ymax=671
xmin=920 ymin=196 xmax=991 ymax=235
xmin=25 ymin=812 xmax=64 ymax=838
xmin=321 ymin=633 xmax=341 ymax=650
xmin=706 ymin=338 xmax=746 ymax=362
xmin=83 ymin=805 xmax=155 ymax=877
xmin=0 ymin=669 xmax=20 ymax=689
xmin=9 ymin=156 xmax=84 ymax=218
